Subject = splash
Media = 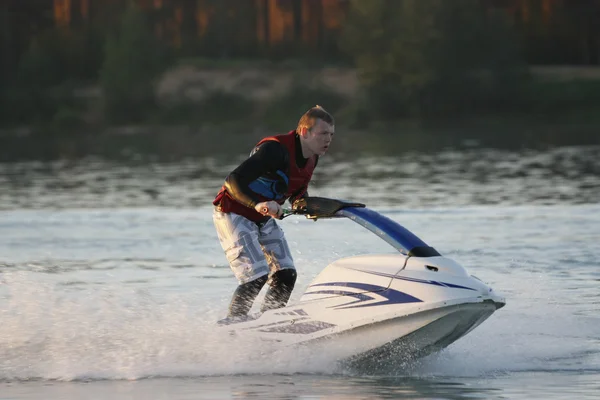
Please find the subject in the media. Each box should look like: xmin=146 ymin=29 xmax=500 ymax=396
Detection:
xmin=0 ymin=272 xmax=341 ymax=381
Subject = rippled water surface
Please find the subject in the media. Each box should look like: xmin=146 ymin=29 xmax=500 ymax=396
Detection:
xmin=1 ymin=145 xmax=598 ymax=210
xmin=1 ymin=145 xmax=599 ymax=399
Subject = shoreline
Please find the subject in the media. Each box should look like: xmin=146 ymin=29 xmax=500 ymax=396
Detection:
xmin=2 ymin=63 xmax=600 ymax=159
xmin=1 ymin=117 xmax=599 ymax=163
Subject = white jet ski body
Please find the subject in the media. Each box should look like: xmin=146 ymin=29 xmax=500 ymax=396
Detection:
xmin=217 ymin=198 xmax=505 ymax=368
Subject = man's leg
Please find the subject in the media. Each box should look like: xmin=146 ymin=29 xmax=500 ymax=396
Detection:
xmin=257 ymin=218 xmax=297 ymax=312
xmin=213 ymin=209 xmax=270 ymax=317
xmin=261 ymin=269 xmax=297 ymax=312
xmin=228 ymin=275 xmax=268 ymax=317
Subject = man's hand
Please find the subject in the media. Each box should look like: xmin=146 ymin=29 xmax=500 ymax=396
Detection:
xmin=255 ymin=201 xmax=282 ymax=218
xmin=292 ymin=198 xmax=307 ymax=213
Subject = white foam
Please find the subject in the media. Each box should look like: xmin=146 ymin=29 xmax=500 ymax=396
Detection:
xmin=0 ymin=272 xmax=343 ymax=381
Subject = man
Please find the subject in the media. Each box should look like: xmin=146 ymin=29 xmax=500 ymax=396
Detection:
xmin=213 ymin=106 xmax=335 ymax=320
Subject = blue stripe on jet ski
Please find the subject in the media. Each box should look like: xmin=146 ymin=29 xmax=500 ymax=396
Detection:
xmin=335 ymin=288 xmax=422 ymax=310
xmin=344 ymin=269 xmax=478 ymax=291
xmin=309 ymin=282 xmax=389 ymax=292
xmin=305 ymin=282 xmax=422 ymax=309
xmin=397 ymin=276 xmax=476 ymax=291
xmin=304 ymin=290 xmax=373 ymax=303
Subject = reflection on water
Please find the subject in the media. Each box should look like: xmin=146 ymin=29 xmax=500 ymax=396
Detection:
xmin=1 ymin=372 xmax=598 ymax=400
xmin=0 ymin=145 xmax=598 ymax=210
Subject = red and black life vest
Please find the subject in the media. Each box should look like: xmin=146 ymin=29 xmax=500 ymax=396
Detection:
xmin=213 ymin=131 xmax=316 ymax=222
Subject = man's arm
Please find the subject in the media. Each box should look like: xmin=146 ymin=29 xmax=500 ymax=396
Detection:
xmin=224 ymin=141 xmax=287 ymax=209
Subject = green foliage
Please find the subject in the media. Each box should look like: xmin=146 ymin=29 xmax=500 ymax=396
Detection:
xmin=16 ymin=27 xmax=105 ymax=89
xmin=155 ymin=91 xmax=255 ymax=125
xmin=0 ymin=81 xmax=85 ymax=132
xmin=341 ymin=0 xmax=528 ymax=118
xmin=100 ymin=4 xmax=169 ymax=124
xmin=341 ymin=0 xmax=437 ymax=116
xmin=1 ymin=18 xmax=105 ymax=128
xmin=17 ymin=35 xmax=64 ymax=89
xmin=4 ymin=0 xmax=600 ymax=135
xmin=193 ymin=0 xmax=259 ymax=58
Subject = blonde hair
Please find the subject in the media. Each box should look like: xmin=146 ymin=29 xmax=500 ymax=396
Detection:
xmin=296 ymin=105 xmax=335 ymax=134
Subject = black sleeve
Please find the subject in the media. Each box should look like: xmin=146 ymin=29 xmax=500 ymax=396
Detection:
xmin=224 ymin=141 xmax=288 ymax=209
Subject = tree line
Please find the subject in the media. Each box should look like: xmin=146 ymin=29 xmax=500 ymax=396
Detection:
xmin=1 ymin=0 xmax=600 ymax=130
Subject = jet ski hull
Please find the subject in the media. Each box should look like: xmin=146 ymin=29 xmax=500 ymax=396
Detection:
xmin=283 ymin=297 xmax=501 ymax=368
xmin=340 ymin=300 xmax=501 ymax=372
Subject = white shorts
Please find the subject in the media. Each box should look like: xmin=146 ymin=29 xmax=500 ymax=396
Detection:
xmin=213 ymin=209 xmax=295 ymax=284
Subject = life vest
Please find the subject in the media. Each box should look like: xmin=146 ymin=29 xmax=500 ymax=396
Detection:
xmin=213 ymin=131 xmax=316 ymax=223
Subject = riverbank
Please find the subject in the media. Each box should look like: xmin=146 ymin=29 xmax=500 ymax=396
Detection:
xmin=2 ymin=63 xmax=600 ymax=160
xmin=2 ymin=115 xmax=600 ymax=163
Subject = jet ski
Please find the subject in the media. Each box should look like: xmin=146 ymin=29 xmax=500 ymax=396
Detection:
xmin=218 ymin=197 xmax=505 ymax=369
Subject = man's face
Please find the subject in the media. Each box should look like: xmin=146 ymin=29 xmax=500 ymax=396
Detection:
xmin=305 ymin=119 xmax=335 ymax=156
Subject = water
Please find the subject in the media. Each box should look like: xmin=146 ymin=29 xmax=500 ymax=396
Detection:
xmin=1 ymin=145 xmax=599 ymax=210
xmin=1 ymin=145 xmax=599 ymax=399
